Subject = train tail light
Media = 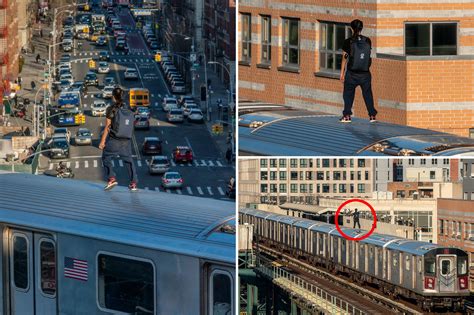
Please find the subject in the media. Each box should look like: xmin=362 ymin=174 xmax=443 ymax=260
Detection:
xmin=459 ymin=276 xmax=468 ymax=290
xmin=424 ymin=277 xmax=435 ymax=290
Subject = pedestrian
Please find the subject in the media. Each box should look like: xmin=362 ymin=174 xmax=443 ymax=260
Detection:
xmin=40 ymin=29 xmax=43 ymax=38
xmin=31 ymin=44 xmax=35 ymax=54
xmin=30 ymin=81 xmax=36 ymax=90
xmin=225 ymin=147 xmax=232 ymax=163
xmin=17 ymin=76 xmax=22 ymax=89
xmin=36 ymin=53 xmax=41 ymax=63
xmin=339 ymin=19 xmax=377 ymax=123
xmin=352 ymin=208 xmax=361 ymax=229
xmin=99 ymin=87 xmax=138 ymax=191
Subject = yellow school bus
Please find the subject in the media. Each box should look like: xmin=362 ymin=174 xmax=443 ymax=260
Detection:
xmin=129 ymin=88 xmax=150 ymax=108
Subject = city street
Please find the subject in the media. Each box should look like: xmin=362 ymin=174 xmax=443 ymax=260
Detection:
xmin=29 ymin=5 xmax=234 ymax=199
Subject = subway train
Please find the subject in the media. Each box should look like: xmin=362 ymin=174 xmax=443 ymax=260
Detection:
xmin=0 ymin=173 xmax=235 ymax=315
xmin=240 ymin=208 xmax=469 ymax=311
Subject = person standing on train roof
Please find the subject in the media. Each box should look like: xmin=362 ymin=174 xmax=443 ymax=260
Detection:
xmin=352 ymin=208 xmax=361 ymax=229
xmin=339 ymin=19 xmax=377 ymax=123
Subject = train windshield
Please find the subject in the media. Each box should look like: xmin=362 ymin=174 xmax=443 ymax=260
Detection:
xmin=458 ymin=256 xmax=468 ymax=275
xmin=424 ymin=257 xmax=436 ymax=275
xmin=211 ymin=270 xmax=232 ymax=315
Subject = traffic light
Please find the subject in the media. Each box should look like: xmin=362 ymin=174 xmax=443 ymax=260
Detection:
xmin=74 ymin=114 xmax=80 ymax=124
xmin=81 ymin=114 xmax=85 ymax=124
xmin=155 ymin=52 xmax=161 ymax=62
xmin=200 ymin=85 xmax=207 ymax=101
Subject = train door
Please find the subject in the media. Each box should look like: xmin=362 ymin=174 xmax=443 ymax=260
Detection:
xmin=438 ymin=255 xmax=457 ymax=292
xmin=7 ymin=229 xmax=57 ymax=315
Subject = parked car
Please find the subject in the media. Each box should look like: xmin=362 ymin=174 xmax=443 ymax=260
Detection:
xmin=172 ymin=146 xmax=193 ymax=163
xmin=91 ymin=100 xmax=108 ymax=116
xmin=161 ymin=171 xmax=183 ymax=189
xmin=148 ymin=156 xmax=170 ymax=175
xmin=187 ymin=109 xmax=204 ymax=123
xmin=167 ymin=108 xmax=184 ymax=123
xmin=124 ymin=68 xmax=138 ymax=79
xmin=142 ymin=137 xmax=162 ymax=155
xmin=75 ymin=128 xmax=93 ymax=146
xmin=49 ymin=137 xmax=70 ymax=159
xmin=134 ymin=116 xmax=150 ymax=130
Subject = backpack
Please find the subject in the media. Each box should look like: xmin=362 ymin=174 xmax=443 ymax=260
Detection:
xmin=110 ymin=104 xmax=135 ymax=139
xmin=348 ymin=36 xmax=371 ymax=72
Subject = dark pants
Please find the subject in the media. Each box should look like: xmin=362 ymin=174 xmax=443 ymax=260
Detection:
xmin=343 ymin=70 xmax=377 ymax=117
xmin=353 ymin=219 xmax=361 ymax=229
xmin=102 ymin=138 xmax=138 ymax=183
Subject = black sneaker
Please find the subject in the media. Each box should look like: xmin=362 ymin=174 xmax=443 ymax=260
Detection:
xmin=369 ymin=115 xmax=377 ymax=123
xmin=129 ymin=181 xmax=138 ymax=192
xmin=104 ymin=177 xmax=118 ymax=191
xmin=339 ymin=115 xmax=351 ymax=123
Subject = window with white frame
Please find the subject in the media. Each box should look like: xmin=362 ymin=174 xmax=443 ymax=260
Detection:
xmin=405 ymin=22 xmax=457 ymax=56
xmin=261 ymin=15 xmax=271 ymax=63
xmin=319 ymin=22 xmax=351 ymax=73
xmin=241 ymin=13 xmax=252 ymax=61
xmin=282 ymin=18 xmax=300 ymax=67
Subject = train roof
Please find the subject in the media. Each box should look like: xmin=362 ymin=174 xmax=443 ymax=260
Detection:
xmin=239 ymin=113 xmax=474 ymax=156
xmin=0 ymin=173 xmax=235 ymax=264
xmin=385 ymin=239 xmax=440 ymax=255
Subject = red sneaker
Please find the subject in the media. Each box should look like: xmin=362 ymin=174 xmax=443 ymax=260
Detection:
xmin=129 ymin=181 xmax=138 ymax=191
xmin=104 ymin=177 xmax=118 ymax=191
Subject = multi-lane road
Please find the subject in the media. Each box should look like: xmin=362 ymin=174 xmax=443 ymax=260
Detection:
xmin=37 ymin=6 xmax=234 ymax=200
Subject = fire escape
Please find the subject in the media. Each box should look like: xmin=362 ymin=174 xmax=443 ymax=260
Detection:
xmin=0 ymin=0 xmax=8 ymax=96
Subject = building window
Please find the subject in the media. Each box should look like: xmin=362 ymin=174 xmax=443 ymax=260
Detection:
xmin=397 ymin=190 xmax=406 ymax=198
xmin=440 ymin=220 xmax=444 ymax=234
xmin=290 ymin=184 xmax=297 ymax=193
xmin=290 ymin=171 xmax=298 ymax=180
xmin=333 ymin=184 xmax=337 ymax=193
xmin=270 ymin=171 xmax=277 ymax=180
xmin=261 ymin=184 xmax=268 ymax=193
xmin=322 ymin=184 xmax=330 ymax=193
xmin=432 ymin=159 xmax=438 ymax=165
xmin=305 ymin=171 xmax=313 ymax=180
xmin=260 ymin=171 xmax=268 ymax=180
xmin=300 ymin=159 xmax=308 ymax=168
xmin=358 ymin=159 xmax=365 ymax=167
xmin=300 ymin=184 xmax=307 ymax=193
xmin=420 ymin=159 xmax=426 ymax=165
xmin=241 ymin=13 xmax=252 ymax=61
xmin=269 ymin=159 xmax=277 ymax=167
xmin=408 ymin=159 xmax=414 ymax=165
xmin=316 ymin=172 xmax=324 ymax=180
xmin=279 ymin=159 xmax=286 ymax=167
xmin=279 ymin=184 xmax=287 ymax=193
xmin=350 ymin=171 xmax=355 ymax=180
xmin=339 ymin=159 xmax=347 ymax=167
xmin=322 ymin=159 xmax=330 ymax=167
xmin=261 ymin=15 xmax=272 ymax=63
xmin=282 ymin=18 xmax=300 ymax=67
xmin=279 ymin=171 xmax=287 ymax=180
xmin=443 ymin=159 xmax=449 ymax=165
xmin=430 ymin=171 xmax=436 ymax=180
xmin=270 ymin=184 xmax=277 ymax=193
xmin=339 ymin=184 xmax=346 ymax=193
xmin=98 ymin=253 xmax=154 ymax=314
xmin=319 ymin=22 xmax=351 ymax=73
xmin=405 ymin=22 xmax=457 ymax=56
xmin=357 ymin=184 xmax=365 ymax=193
xmin=365 ymin=171 xmax=369 ymax=180
xmin=260 ymin=159 xmax=267 ymax=167
xmin=333 ymin=171 xmax=341 ymax=180
xmin=290 ymin=159 xmax=298 ymax=167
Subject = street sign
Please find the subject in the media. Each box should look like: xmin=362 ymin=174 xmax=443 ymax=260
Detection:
xmin=190 ymin=53 xmax=197 ymax=63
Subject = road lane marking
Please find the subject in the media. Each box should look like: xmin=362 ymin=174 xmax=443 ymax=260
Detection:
xmin=200 ymin=160 xmax=206 ymax=166
xmin=66 ymin=162 xmax=71 ymax=168
xmin=137 ymin=160 xmax=142 ymax=167
xmin=208 ymin=160 xmax=214 ymax=167
xmin=207 ymin=187 xmax=213 ymax=195
xmin=217 ymin=187 xmax=225 ymax=195
xmin=94 ymin=160 xmax=98 ymax=167
xmin=197 ymin=187 xmax=204 ymax=195
xmin=144 ymin=187 xmax=149 ymax=190
xmin=75 ymin=161 xmax=79 ymax=169
xmin=216 ymin=161 xmax=223 ymax=167
xmin=49 ymin=164 xmax=53 ymax=170
xmin=186 ymin=187 xmax=193 ymax=194
xmin=170 ymin=160 xmax=176 ymax=167
xmin=155 ymin=187 xmax=160 ymax=192
xmin=119 ymin=160 xmax=124 ymax=167
xmin=111 ymin=160 xmax=115 ymax=167
xmin=85 ymin=161 xmax=89 ymax=168
xmin=166 ymin=189 xmax=171 ymax=193
xmin=176 ymin=189 xmax=182 ymax=195
xmin=193 ymin=160 xmax=199 ymax=167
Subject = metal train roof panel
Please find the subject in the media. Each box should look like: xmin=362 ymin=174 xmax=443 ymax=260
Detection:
xmin=361 ymin=233 xmax=402 ymax=247
xmin=309 ymin=223 xmax=336 ymax=233
xmin=0 ymin=173 xmax=235 ymax=263
xmin=293 ymin=220 xmax=319 ymax=229
xmin=239 ymin=115 xmax=474 ymax=156
xmin=385 ymin=239 xmax=440 ymax=255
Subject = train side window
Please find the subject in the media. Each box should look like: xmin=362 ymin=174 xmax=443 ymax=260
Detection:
xmin=458 ymin=256 xmax=468 ymax=275
xmin=424 ymin=257 xmax=435 ymax=275
xmin=209 ymin=270 xmax=233 ymax=315
xmin=40 ymin=240 xmax=56 ymax=296
xmin=393 ymin=254 xmax=398 ymax=267
xmin=97 ymin=253 xmax=155 ymax=314
xmin=13 ymin=234 xmax=29 ymax=290
xmin=405 ymin=255 xmax=410 ymax=271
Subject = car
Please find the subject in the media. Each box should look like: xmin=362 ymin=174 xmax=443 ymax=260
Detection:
xmin=49 ymin=137 xmax=70 ymax=159
xmin=162 ymin=96 xmax=177 ymax=112
xmin=59 ymin=54 xmax=71 ymax=63
xmin=91 ymin=100 xmax=108 ymax=116
xmin=98 ymin=51 xmax=110 ymax=61
xmin=114 ymin=30 xmax=126 ymax=39
xmin=161 ymin=171 xmax=183 ymax=189
xmin=142 ymin=137 xmax=162 ymax=155
xmin=70 ymin=81 xmax=86 ymax=92
xmin=103 ymin=76 xmax=116 ymax=87
xmin=75 ymin=128 xmax=93 ymax=146
xmin=148 ymin=155 xmax=170 ymax=175
xmin=172 ymin=146 xmax=193 ymax=163
xmin=52 ymin=127 xmax=71 ymax=143
xmin=97 ymin=61 xmax=110 ymax=74
xmin=124 ymin=68 xmax=139 ymax=80
xmin=96 ymin=35 xmax=107 ymax=46
xmin=183 ymin=103 xmax=199 ymax=116
xmin=58 ymin=63 xmax=72 ymax=72
xmin=149 ymin=41 xmax=159 ymax=50
xmin=134 ymin=116 xmax=150 ymax=130
xmin=187 ymin=109 xmax=204 ymax=123
xmin=167 ymin=108 xmax=184 ymax=123
xmin=84 ymin=72 xmax=99 ymax=86
xmin=179 ymin=95 xmax=196 ymax=106
xmin=62 ymin=42 xmax=73 ymax=52
xmin=115 ymin=39 xmax=128 ymax=51
xmin=59 ymin=80 xmax=73 ymax=91
xmin=171 ymin=81 xmax=186 ymax=94
xmin=60 ymin=73 xmax=74 ymax=83
xmin=136 ymin=106 xmax=151 ymax=118
xmin=102 ymin=85 xmax=114 ymax=98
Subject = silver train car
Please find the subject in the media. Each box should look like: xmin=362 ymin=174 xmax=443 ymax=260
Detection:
xmin=240 ymin=208 xmax=469 ymax=311
xmin=0 ymin=173 xmax=235 ymax=315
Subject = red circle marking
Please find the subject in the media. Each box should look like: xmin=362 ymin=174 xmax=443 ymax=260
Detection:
xmin=335 ymin=199 xmax=377 ymax=241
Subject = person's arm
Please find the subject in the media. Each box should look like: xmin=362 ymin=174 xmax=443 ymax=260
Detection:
xmin=340 ymin=53 xmax=348 ymax=82
xmin=99 ymin=117 xmax=112 ymax=150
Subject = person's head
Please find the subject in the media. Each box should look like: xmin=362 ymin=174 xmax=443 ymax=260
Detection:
xmin=350 ymin=19 xmax=363 ymax=36
xmin=59 ymin=161 xmax=64 ymax=166
xmin=354 ymin=208 xmax=358 ymax=212
xmin=112 ymin=87 xmax=124 ymax=105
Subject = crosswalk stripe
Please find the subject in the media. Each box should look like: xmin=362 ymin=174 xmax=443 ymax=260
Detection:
xmin=193 ymin=160 xmax=199 ymax=167
xmin=49 ymin=163 xmax=53 ymax=170
xmin=208 ymin=160 xmax=214 ymax=167
xmin=84 ymin=95 xmax=88 ymax=99
xmin=137 ymin=160 xmax=142 ymax=167
xmin=179 ymin=164 xmax=184 ymax=167
xmin=75 ymin=161 xmax=79 ymax=169
xmin=94 ymin=160 xmax=98 ymax=168
xmin=217 ymin=187 xmax=225 ymax=196
xmin=176 ymin=189 xmax=182 ymax=195
xmin=66 ymin=162 xmax=71 ymax=168
xmin=197 ymin=186 xmax=204 ymax=195
xmin=119 ymin=160 xmax=124 ymax=167
xmin=166 ymin=189 xmax=171 ymax=193
xmin=111 ymin=160 xmax=115 ymax=167
xmin=200 ymin=160 xmax=206 ymax=166
xmin=144 ymin=187 xmax=149 ymax=190
xmin=85 ymin=161 xmax=89 ymax=168
xmin=187 ymin=163 xmax=192 ymax=167
xmin=155 ymin=187 xmax=160 ymax=192
xmin=216 ymin=161 xmax=223 ymax=167
xmin=207 ymin=187 xmax=213 ymax=195
xmin=171 ymin=160 xmax=176 ymax=167
xmin=186 ymin=187 xmax=193 ymax=194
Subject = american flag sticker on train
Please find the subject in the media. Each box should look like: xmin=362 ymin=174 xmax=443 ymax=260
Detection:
xmin=64 ymin=257 xmax=88 ymax=281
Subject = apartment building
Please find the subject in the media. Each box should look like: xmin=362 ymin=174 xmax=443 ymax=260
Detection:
xmin=0 ymin=0 xmax=19 ymax=94
xmin=239 ymin=158 xmax=373 ymax=206
xmin=238 ymin=0 xmax=474 ymax=137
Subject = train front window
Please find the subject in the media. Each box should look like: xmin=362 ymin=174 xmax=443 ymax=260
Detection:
xmin=13 ymin=235 xmax=28 ymax=290
xmin=424 ymin=258 xmax=435 ymax=275
xmin=458 ymin=256 xmax=468 ymax=275
xmin=210 ymin=270 xmax=233 ymax=315
xmin=98 ymin=254 xmax=154 ymax=314
xmin=40 ymin=240 xmax=56 ymax=296
xmin=441 ymin=259 xmax=451 ymax=276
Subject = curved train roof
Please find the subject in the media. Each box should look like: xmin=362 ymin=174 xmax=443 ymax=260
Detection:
xmin=0 ymin=174 xmax=235 ymax=264
xmin=240 ymin=208 xmax=444 ymax=256
xmin=239 ymin=113 xmax=474 ymax=156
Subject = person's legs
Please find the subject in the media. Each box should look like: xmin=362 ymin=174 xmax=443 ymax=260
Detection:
xmin=118 ymin=140 xmax=138 ymax=184
xmin=343 ymin=71 xmax=357 ymax=116
xmin=360 ymin=72 xmax=377 ymax=117
xmin=102 ymin=139 xmax=118 ymax=180
xmin=356 ymin=220 xmax=361 ymax=229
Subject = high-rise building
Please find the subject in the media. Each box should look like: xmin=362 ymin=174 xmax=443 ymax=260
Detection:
xmin=0 ymin=0 xmax=19 ymax=93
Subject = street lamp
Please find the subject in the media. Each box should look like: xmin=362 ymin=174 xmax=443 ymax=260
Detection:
xmin=52 ymin=6 xmax=75 ymax=77
xmin=33 ymin=84 xmax=48 ymax=139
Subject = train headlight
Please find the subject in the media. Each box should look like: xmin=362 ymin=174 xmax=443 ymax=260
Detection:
xmin=424 ymin=276 xmax=435 ymax=290
xmin=459 ymin=276 xmax=468 ymax=290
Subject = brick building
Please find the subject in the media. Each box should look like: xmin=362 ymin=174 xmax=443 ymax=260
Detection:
xmin=238 ymin=0 xmax=474 ymax=137
xmin=0 ymin=0 xmax=19 ymax=94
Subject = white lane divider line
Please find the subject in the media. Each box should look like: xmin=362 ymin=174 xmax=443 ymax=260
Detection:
xmin=186 ymin=187 xmax=193 ymax=195
xmin=216 ymin=161 xmax=223 ymax=167
xmin=171 ymin=160 xmax=176 ymax=167
xmin=217 ymin=187 xmax=225 ymax=196
xmin=111 ymin=160 xmax=115 ymax=167
xmin=200 ymin=160 xmax=206 ymax=166
xmin=94 ymin=160 xmax=98 ymax=168
xmin=85 ymin=161 xmax=89 ymax=168
xmin=208 ymin=160 xmax=215 ymax=167
xmin=137 ymin=160 xmax=142 ymax=167
xmin=75 ymin=161 xmax=79 ymax=169
xmin=193 ymin=160 xmax=199 ymax=167
xmin=197 ymin=186 xmax=204 ymax=195
xmin=66 ymin=162 xmax=71 ymax=168
xmin=207 ymin=187 xmax=213 ymax=195
xmin=176 ymin=189 xmax=182 ymax=195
